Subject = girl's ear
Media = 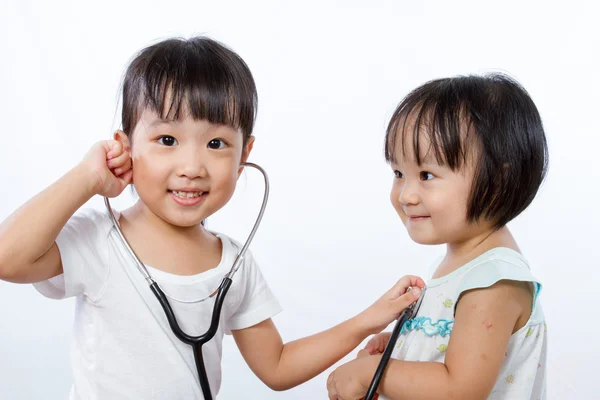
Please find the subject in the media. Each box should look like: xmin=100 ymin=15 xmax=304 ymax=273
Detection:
xmin=238 ymin=136 xmax=255 ymax=176
xmin=113 ymin=131 xmax=131 ymax=152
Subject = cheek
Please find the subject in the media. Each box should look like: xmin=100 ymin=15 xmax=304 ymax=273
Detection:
xmin=213 ymin=174 xmax=239 ymax=211
xmin=389 ymin=185 xmax=400 ymax=209
xmin=213 ymin=161 xmax=241 ymax=194
xmin=389 ymin=185 xmax=407 ymax=220
xmin=429 ymin=192 xmax=468 ymax=227
xmin=131 ymin=153 xmax=167 ymax=192
xmin=132 ymin=156 xmax=149 ymax=179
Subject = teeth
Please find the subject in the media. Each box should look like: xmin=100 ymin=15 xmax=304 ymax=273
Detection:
xmin=172 ymin=191 xmax=203 ymax=198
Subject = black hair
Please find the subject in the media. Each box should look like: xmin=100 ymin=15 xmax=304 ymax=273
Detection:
xmin=384 ymin=73 xmax=548 ymax=229
xmin=121 ymin=36 xmax=257 ymax=142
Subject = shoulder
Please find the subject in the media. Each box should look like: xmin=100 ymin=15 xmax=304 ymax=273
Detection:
xmin=457 ymin=248 xmax=541 ymax=300
xmin=455 ymin=248 xmax=543 ymax=327
xmin=458 ymin=279 xmax=531 ymax=312
xmin=68 ymin=207 xmax=114 ymax=231
xmin=58 ymin=208 xmax=116 ymax=250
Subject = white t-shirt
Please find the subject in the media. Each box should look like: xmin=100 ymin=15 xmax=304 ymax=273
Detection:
xmin=380 ymin=248 xmax=547 ymax=400
xmin=34 ymin=208 xmax=282 ymax=399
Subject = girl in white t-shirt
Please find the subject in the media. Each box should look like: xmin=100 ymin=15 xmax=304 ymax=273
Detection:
xmin=0 ymin=36 xmax=424 ymax=399
xmin=327 ymin=74 xmax=548 ymax=399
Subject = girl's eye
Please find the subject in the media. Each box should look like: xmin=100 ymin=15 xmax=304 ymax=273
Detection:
xmin=208 ymin=139 xmax=227 ymax=149
xmin=394 ymin=170 xmax=404 ymax=179
xmin=157 ymin=136 xmax=178 ymax=146
xmin=420 ymin=171 xmax=435 ymax=181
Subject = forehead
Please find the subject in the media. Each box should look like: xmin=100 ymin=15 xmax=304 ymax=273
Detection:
xmin=388 ymin=114 xmax=436 ymax=164
xmin=134 ymin=107 xmax=242 ymax=137
xmin=130 ymin=78 xmax=249 ymax=135
xmin=387 ymin=109 xmax=478 ymax=169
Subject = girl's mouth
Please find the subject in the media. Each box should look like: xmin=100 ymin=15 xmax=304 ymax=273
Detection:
xmin=170 ymin=190 xmax=204 ymax=198
xmin=168 ymin=190 xmax=207 ymax=206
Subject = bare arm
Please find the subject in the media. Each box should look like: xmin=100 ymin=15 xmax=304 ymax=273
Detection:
xmin=327 ymin=280 xmax=530 ymax=399
xmin=0 ymin=140 xmax=132 ymax=283
xmin=0 ymin=166 xmax=95 ymax=283
xmin=232 ymin=315 xmax=370 ymax=391
xmin=233 ymin=276 xmax=425 ymax=391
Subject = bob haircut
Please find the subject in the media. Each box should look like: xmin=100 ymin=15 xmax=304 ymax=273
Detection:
xmin=384 ymin=74 xmax=548 ymax=229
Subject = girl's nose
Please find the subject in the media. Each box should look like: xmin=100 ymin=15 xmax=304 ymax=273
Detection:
xmin=177 ymin=148 xmax=208 ymax=179
xmin=398 ymin=181 xmax=419 ymax=206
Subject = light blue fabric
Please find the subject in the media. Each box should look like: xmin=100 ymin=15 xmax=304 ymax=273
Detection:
xmin=454 ymin=251 xmax=543 ymax=322
xmin=401 ymin=316 xmax=454 ymax=337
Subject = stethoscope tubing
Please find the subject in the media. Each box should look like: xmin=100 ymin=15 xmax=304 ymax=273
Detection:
xmin=364 ymin=287 xmax=427 ymax=400
xmin=104 ymin=162 xmax=270 ymax=400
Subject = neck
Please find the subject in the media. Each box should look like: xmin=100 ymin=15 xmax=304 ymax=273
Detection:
xmin=121 ymin=201 xmax=209 ymax=243
xmin=437 ymin=225 xmax=519 ymax=278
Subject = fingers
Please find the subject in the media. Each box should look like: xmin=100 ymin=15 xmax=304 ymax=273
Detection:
xmin=107 ymin=139 xmax=132 ymax=189
xmin=385 ymin=275 xmax=426 ymax=299
xmin=327 ymin=374 xmax=338 ymax=400
xmin=111 ymin=156 xmax=132 ymax=177
xmin=107 ymin=146 xmax=129 ymax=167
xmin=364 ymin=342 xmax=376 ymax=355
xmin=364 ymin=336 xmax=380 ymax=355
xmin=118 ymin=169 xmax=134 ymax=188
xmin=365 ymin=332 xmax=392 ymax=355
xmin=105 ymin=140 xmax=123 ymax=159
xmin=107 ymin=145 xmax=132 ymax=177
xmin=390 ymin=285 xmax=423 ymax=312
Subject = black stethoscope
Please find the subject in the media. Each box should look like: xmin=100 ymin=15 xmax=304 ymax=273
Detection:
xmin=364 ymin=286 xmax=426 ymax=400
xmin=104 ymin=162 xmax=269 ymax=400
xmin=104 ymin=159 xmax=424 ymax=400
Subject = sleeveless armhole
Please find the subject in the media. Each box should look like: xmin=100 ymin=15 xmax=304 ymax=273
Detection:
xmin=454 ymin=256 xmax=543 ymax=324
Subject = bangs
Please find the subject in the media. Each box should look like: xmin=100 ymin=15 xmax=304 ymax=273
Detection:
xmin=385 ymin=79 xmax=477 ymax=170
xmin=122 ymin=37 xmax=257 ymax=138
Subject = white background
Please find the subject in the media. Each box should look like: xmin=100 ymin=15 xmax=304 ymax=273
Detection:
xmin=0 ymin=0 xmax=598 ymax=398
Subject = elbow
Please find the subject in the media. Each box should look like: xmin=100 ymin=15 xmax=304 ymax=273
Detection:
xmin=0 ymin=270 xmax=17 ymax=283
xmin=267 ymin=384 xmax=288 ymax=392
xmin=0 ymin=262 xmax=21 ymax=283
xmin=263 ymin=378 xmax=293 ymax=392
xmin=260 ymin=372 xmax=300 ymax=392
xmin=0 ymin=251 xmax=16 ymax=282
xmin=0 ymin=248 xmax=28 ymax=283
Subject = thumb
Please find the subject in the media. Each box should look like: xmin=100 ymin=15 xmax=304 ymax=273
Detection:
xmin=410 ymin=287 xmax=422 ymax=299
xmin=364 ymin=341 xmax=376 ymax=355
xmin=364 ymin=336 xmax=377 ymax=353
xmin=384 ymin=275 xmax=426 ymax=300
xmin=392 ymin=287 xmax=422 ymax=310
xmin=118 ymin=169 xmax=134 ymax=189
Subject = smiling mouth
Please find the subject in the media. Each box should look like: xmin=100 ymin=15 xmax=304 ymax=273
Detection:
xmin=169 ymin=190 xmax=205 ymax=198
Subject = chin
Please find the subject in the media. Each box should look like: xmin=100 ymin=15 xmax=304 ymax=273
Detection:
xmin=156 ymin=208 xmax=207 ymax=228
xmin=174 ymin=210 xmax=211 ymax=227
xmin=170 ymin=218 xmax=204 ymax=228
xmin=408 ymin=232 xmax=444 ymax=246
